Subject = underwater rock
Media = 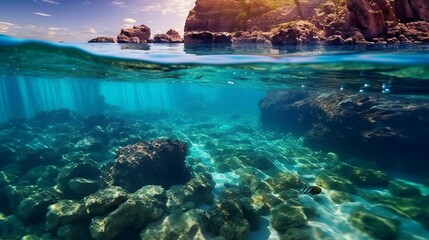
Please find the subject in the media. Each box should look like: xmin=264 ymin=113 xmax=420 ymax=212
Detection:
xmin=88 ymin=37 xmax=116 ymax=43
xmin=214 ymin=148 xmax=276 ymax=173
xmin=153 ymin=29 xmax=184 ymax=43
xmin=56 ymin=223 xmax=91 ymax=240
xmin=166 ymin=173 xmax=215 ymax=210
xmin=315 ymin=170 xmax=356 ymax=194
xmin=68 ymin=177 xmax=99 ymax=197
xmin=265 ymin=172 xmax=304 ymax=193
xmin=107 ymin=139 xmax=190 ymax=191
xmin=329 ymin=162 xmax=390 ymax=187
xmin=20 ymin=148 xmax=61 ymax=172
xmin=388 ymin=180 xmax=422 ymax=198
xmin=4 ymin=184 xmax=61 ymax=219
xmin=57 ymin=161 xmax=101 ymax=197
xmin=46 ymin=200 xmax=89 ymax=230
xmin=0 ymin=215 xmax=27 ymax=239
xmin=84 ymin=186 xmax=129 ymax=216
xmin=280 ymin=227 xmax=311 ymax=240
xmin=0 ymin=170 xmax=18 ymax=189
xmin=140 ymin=209 xmax=209 ymax=240
xmin=328 ymin=190 xmax=353 ymax=204
xmin=349 ymin=209 xmax=399 ymax=240
xmin=30 ymin=109 xmax=82 ymax=126
xmin=208 ymin=198 xmax=250 ymax=240
xmin=0 ymin=145 xmax=15 ymax=167
xmin=21 ymin=235 xmax=44 ymax=240
xmin=117 ymin=24 xmax=151 ymax=43
xmin=362 ymin=192 xmax=429 ymax=230
xmin=271 ymin=200 xmax=307 ymax=232
xmin=25 ymin=166 xmax=59 ymax=187
xmin=259 ymin=90 xmax=429 ymax=174
xmin=17 ymin=188 xmax=62 ymax=223
xmin=251 ymin=189 xmax=283 ymax=215
xmin=240 ymin=197 xmax=260 ymax=231
xmin=89 ymin=185 xmax=166 ymax=240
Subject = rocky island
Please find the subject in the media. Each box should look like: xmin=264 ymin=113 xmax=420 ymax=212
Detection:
xmin=89 ymin=0 xmax=429 ymax=45
xmin=183 ymin=0 xmax=429 ymax=44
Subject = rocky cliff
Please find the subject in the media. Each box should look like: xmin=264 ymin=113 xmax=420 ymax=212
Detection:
xmin=184 ymin=0 xmax=429 ymax=44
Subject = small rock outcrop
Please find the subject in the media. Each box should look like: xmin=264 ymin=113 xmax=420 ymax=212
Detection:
xmin=88 ymin=37 xmax=116 ymax=43
xmin=153 ymin=29 xmax=184 ymax=43
xmin=117 ymin=24 xmax=151 ymax=43
xmin=107 ymin=139 xmax=191 ymax=192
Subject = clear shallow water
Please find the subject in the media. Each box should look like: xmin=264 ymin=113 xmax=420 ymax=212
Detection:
xmin=1 ymin=35 xmax=429 ymax=240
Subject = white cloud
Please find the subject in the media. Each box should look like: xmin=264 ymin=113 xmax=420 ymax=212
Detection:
xmin=136 ymin=1 xmax=194 ymax=17
xmin=123 ymin=18 xmax=136 ymax=24
xmin=122 ymin=18 xmax=136 ymax=29
xmin=33 ymin=12 xmax=51 ymax=17
xmin=0 ymin=22 xmax=14 ymax=33
xmin=48 ymin=27 xmax=64 ymax=31
xmin=40 ymin=0 xmax=60 ymax=5
xmin=139 ymin=3 xmax=161 ymax=12
xmin=82 ymin=1 xmax=91 ymax=4
xmin=112 ymin=1 xmax=125 ymax=5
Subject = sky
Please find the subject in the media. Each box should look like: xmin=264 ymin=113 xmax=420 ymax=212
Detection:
xmin=0 ymin=0 xmax=195 ymax=42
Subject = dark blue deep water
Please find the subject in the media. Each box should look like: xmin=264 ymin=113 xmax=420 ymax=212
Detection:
xmin=1 ymin=35 xmax=429 ymax=240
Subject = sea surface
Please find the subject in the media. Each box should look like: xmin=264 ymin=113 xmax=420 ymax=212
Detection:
xmin=1 ymin=34 xmax=429 ymax=240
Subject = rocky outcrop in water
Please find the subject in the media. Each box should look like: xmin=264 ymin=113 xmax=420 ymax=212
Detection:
xmin=117 ymin=24 xmax=151 ymax=43
xmin=184 ymin=0 xmax=429 ymax=44
xmin=107 ymin=139 xmax=191 ymax=191
xmin=259 ymin=90 xmax=429 ymax=173
xmin=88 ymin=37 xmax=116 ymax=43
xmin=153 ymin=29 xmax=184 ymax=43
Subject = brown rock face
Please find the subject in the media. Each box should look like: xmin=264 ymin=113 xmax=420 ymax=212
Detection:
xmin=153 ymin=29 xmax=184 ymax=43
xmin=184 ymin=0 xmax=429 ymax=44
xmin=271 ymin=21 xmax=322 ymax=44
xmin=88 ymin=37 xmax=116 ymax=43
xmin=395 ymin=0 xmax=429 ymax=22
xmin=346 ymin=0 xmax=390 ymax=38
xmin=117 ymin=24 xmax=151 ymax=43
xmin=185 ymin=0 xmax=301 ymax=32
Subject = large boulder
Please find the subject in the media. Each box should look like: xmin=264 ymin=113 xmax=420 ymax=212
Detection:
xmin=89 ymin=185 xmax=166 ymax=240
xmin=271 ymin=20 xmax=322 ymax=45
xmin=140 ymin=209 xmax=209 ymax=240
xmin=153 ymin=29 xmax=184 ymax=43
xmin=107 ymin=139 xmax=191 ymax=192
xmin=259 ymin=90 xmax=429 ymax=174
xmin=117 ymin=24 xmax=151 ymax=43
xmin=46 ymin=200 xmax=90 ymax=230
xmin=184 ymin=31 xmax=233 ymax=44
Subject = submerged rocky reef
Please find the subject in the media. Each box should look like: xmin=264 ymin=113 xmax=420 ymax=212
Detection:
xmin=0 ymin=105 xmax=428 ymax=239
xmin=259 ymin=90 xmax=429 ymax=174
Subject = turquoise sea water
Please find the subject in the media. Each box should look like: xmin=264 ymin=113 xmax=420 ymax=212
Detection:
xmin=1 ymin=35 xmax=429 ymax=240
